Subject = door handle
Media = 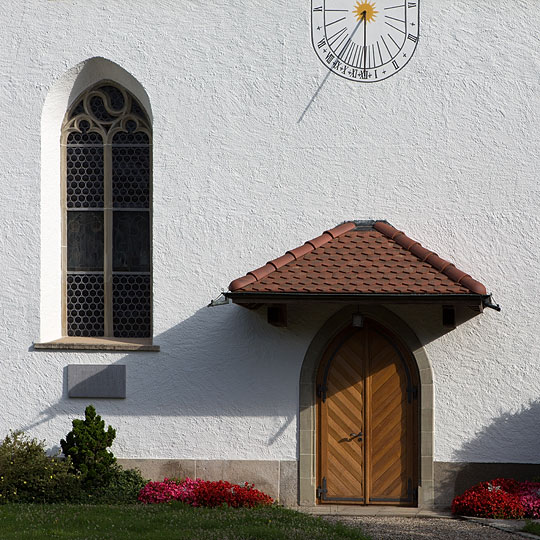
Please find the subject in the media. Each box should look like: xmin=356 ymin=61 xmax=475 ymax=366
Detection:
xmin=349 ymin=432 xmax=363 ymax=441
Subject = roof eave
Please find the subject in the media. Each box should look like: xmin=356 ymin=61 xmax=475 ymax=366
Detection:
xmin=225 ymin=291 xmax=488 ymax=305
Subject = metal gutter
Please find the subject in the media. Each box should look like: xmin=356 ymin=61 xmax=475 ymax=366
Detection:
xmin=224 ymin=292 xmax=489 ymax=305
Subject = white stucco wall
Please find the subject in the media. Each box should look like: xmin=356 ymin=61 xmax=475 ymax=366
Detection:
xmin=0 ymin=0 xmax=538 ymax=465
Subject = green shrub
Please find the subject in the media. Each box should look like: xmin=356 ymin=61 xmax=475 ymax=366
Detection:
xmin=61 ymin=405 xmax=116 ymax=489
xmin=0 ymin=431 xmax=81 ymax=503
xmin=0 ymin=408 xmax=146 ymax=505
xmin=87 ymin=464 xmax=148 ymax=503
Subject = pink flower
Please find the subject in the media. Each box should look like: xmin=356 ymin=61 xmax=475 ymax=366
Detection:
xmin=138 ymin=477 xmax=273 ymax=507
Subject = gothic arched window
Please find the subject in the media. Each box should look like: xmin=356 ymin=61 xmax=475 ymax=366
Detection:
xmin=61 ymin=82 xmax=152 ymax=338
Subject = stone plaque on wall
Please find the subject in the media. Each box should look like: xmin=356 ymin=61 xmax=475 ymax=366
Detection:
xmin=67 ymin=365 xmax=126 ymax=398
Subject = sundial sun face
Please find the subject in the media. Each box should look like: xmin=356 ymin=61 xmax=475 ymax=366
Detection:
xmin=353 ymin=1 xmax=378 ymax=23
xmin=311 ymin=0 xmax=419 ymax=82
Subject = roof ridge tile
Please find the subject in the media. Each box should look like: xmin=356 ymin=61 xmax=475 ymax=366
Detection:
xmin=248 ymin=263 xmax=275 ymax=281
xmin=287 ymin=244 xmax=313 ymax=260
xmin=306 ymin=232 xmax=333 ymax=249
xmin=228 ymin=274 xmax=256 ymax=291
xmin=269 ymin=253 xmax=296 ymax=271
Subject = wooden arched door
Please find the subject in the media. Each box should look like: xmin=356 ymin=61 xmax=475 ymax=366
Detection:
xmin=316 ymin=320 xmax=418 ymax=505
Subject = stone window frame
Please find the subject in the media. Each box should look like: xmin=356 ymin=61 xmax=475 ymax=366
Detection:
xmin=60 ymin=80 xmax=153 ymax=341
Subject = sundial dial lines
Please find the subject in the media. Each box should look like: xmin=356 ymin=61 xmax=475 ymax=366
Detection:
xmin=311 ymin=0 xmax=419 ymax=82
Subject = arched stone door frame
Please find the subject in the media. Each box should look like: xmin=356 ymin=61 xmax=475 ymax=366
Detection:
xmin=299 ymin=305 xmax=434 ymax=508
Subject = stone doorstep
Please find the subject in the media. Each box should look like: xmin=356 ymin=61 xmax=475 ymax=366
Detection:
xmin=298 ymin=506 xmax=453 ymax=518
xmin=461 ymin=517 xmax=540 ymax=539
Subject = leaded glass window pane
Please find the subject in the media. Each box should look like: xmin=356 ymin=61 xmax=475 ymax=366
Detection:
xmin=67 ymin=274 xmax=105 ymax=336
xmin=113 ymin=211 xmax=150 ymax=272
xmin=66 ymin=130 xmax=104 ymax=209
xmin=112 ymin=131 xmax=150 ymax=209
xmin=113 ymin=274 xmax=151 ymax=338
xmin=67 ymin=212 xmax=104 ymax=271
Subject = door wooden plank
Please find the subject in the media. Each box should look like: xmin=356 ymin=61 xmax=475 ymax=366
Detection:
xmin=364 ymin=332 xmax=371 ymax=505
xmin=327 ymin=427 xmax=365 ymax=478
xmin=328 ymin=380 xmax=364 ymax=415
xmin=368 ymin=326 xmax=413 ymax=504
xmin=319 ymin=330 xmax=365 ymax=502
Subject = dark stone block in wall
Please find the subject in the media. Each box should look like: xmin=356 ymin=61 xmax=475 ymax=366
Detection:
xmin=67 ymin=364 xmax=126 ymax=398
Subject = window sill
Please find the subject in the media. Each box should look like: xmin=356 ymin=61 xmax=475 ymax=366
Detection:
xmin=33 ymin=337 xmax=159 ymax=352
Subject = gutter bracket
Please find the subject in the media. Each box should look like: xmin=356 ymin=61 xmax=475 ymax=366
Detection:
xmin=483 ymin=294 xmax=501 ymax=312
xmin=208 ymin=292 xmax=231 ymax=307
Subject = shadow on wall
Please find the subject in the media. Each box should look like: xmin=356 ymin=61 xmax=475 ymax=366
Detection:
xmin=28 ymin=302 xmax=476 ymax=424
xmin=435 ymin=400 xmax=540 ymax=507
xmin=25 ymin=302 xmax=303 ymax=441
xmin=25 ymin=300 xmax=484 ymax=457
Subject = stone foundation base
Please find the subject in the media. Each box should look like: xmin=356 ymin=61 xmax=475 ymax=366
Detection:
xmin=117 ymin=459 xmax=298 ymax=507
xmin=117 ymin=459 xmax=540 ymax=510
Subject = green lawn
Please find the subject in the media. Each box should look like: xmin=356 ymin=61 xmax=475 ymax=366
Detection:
xmin=0 ymin=503 xmax=370 ymax=540
xmin=523 ymin=521 xmax=540 ymax=536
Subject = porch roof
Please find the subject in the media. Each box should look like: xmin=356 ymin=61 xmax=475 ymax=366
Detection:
xmin=226 ymin=220 xmax=492 ymax=305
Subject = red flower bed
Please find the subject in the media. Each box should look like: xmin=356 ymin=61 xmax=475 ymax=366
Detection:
xmin=518 ymin=481 xmax=540 ymax=519
xmin=137 ymin=478 xmax=184 ymax=504
xmin=138 ymin=477 xmax=273 ymax=508
xmin=451 ymin=478 xmax=540 ymax=519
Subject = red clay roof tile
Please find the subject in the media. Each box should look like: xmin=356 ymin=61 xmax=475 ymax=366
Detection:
xmin=269 ymin=253 xmax=295 ymax=270
xmin=287 ymin=244 xmax=313 ymax=260
xmin=228 ymin=220 xmax=488 ymax=296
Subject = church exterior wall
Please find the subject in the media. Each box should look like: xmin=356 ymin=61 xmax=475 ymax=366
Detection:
xmin=0 ymin=0 xmax=538 ymax=507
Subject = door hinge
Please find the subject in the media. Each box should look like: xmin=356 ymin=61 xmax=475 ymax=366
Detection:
xmin=317 ymin=384 xmax=327 ymax=403
xmin=316 ymin=477 xmax=328 ymax=499
xmin=407 ymin=478 xmax=418 ymax=502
